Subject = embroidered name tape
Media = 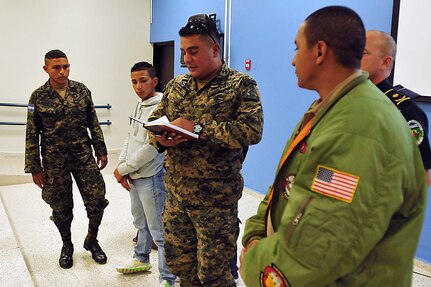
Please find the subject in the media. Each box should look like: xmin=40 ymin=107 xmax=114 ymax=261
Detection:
xmin=311 ymin=165 xmax=359 ymax=203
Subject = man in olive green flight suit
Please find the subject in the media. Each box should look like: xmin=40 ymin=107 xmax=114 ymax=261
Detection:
xmin=241 ymin=6 xmax=426 ymax=287
xmin=25 ymin=49 xmax=109 ymax=269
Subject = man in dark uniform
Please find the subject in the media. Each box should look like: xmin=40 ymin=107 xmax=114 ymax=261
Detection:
xmin=25 ymin=49 xmax=109 ymax=269
xmin=362 ymin=30 xmax=431 ymax=184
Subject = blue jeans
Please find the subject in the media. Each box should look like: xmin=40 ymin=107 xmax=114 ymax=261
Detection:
xmin=129 ymin=169 xmax=175 ymax=283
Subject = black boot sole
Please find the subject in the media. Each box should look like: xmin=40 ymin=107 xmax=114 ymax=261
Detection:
xmin=59 ymin=243 xmax=74 ymax=269
xmin=59 ymin=259 xmax=73 ymax=269
xmin=83 ymin=243 xmax=107 ymax=264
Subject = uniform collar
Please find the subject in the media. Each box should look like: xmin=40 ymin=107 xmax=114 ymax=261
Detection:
xmin=310 ymin=71 xmax=364 ymax=117
xmin=43 ymin=79 xmax=75 ymax=92
xmin=185 ymin=63 xmax=230 ymax=90
xmin=310 ymin=71 xmax=368 ymax=127
xmin=376 ymin=78 xmax=392 ymax=94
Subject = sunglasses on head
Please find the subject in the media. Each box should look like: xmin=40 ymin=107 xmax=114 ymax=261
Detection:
xmin=182 ymin=14 xmax=217 ymax=44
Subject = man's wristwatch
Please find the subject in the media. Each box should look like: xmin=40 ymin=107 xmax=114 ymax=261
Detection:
xmin=193 ymin=123 xmax=203 ymax=134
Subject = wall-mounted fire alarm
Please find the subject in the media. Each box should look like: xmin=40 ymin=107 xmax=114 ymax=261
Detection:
xmin=245 ymin=59 xmax=251 ymax=71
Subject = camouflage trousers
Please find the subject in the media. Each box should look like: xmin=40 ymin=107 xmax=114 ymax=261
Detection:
xmin=163 ymin=191 xmax=238 ymax=287
xmin=41 ymin=155 xmax=108 ymax=238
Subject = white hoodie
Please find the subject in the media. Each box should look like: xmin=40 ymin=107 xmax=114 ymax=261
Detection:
xmin=117 ymin=93 xmax=164 ymax=179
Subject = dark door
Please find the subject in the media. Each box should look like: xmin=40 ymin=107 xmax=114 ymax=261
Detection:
xmin=153 ymin=41 xmax=174 ymax=92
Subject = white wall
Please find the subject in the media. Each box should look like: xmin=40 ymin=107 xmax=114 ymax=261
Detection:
xmin=394 ymin=0 xmax=431 ymax=96
xmin=0 ymin=0 xmax=152 ymax=154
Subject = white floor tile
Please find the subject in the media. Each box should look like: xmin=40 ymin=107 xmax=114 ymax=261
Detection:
xmin=0 ymin=176 xmax=430 ymax=287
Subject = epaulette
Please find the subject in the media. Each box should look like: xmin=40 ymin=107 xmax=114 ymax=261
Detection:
xmin=385 ymin=85 xmax=414 ymax=107
xmin=393 ymin=84 xmax=421 ymax=99
xmin=175 ymin=74 xmax=192 ymax=93
xmin=180 ymin=74 xmax=192 ymax=85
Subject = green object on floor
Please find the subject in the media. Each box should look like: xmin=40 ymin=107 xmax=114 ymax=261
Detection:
xmin=116 ymin=259 xmax=152 ymax=274
xmin=159 ymin=280 xmax=173 ymax=287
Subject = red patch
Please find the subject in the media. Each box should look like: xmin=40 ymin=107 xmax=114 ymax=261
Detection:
xmin=298 ymin=141 xmax=307 ymax=153
xmin=260 ymin=264 xmax=290 ymax=287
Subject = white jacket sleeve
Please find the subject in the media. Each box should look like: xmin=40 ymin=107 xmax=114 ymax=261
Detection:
xmin=116 ymin=144 xmax=159 ymax=176
xmin=118 ymin=137 xmax=129 ymax=164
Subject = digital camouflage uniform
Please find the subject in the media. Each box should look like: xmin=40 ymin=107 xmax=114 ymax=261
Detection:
xmin=150 ymin=64 xmax=264 ymax=287
xmin=242 ymin=73 xmax=426 ymax=287
xmin=25 ymin=80 xmax=108 ymax=242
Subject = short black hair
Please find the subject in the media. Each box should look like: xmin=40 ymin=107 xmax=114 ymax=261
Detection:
xmin=179 ymin=14 xmax=219 ymax=44
xmin=304 ymin=6 xmax=365 ymax=69
xmin=131 ymin=61 xmax=156 ymax=78
xmin=45 ymin=49 xmax=67 ymax=60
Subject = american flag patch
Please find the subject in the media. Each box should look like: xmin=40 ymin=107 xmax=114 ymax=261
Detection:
xmin=311 ymin=165 xmax=359 ymax=203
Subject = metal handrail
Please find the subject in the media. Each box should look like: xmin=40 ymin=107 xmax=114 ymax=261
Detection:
xmin=0 ymin=122 xmax=26 ymax=126
xmin=0 ymin=103 xmax=112 ymax=126
xmin=0 ymin=120 xmax=111 ymax=126
xmin=0 ymin=103 xmax=27 ymax=108
xmin=0 ymin=102 xmax=111 ymax=109
xmin=95 ymin=104 xmax=111 ymax=109
xmin=99 ymin=120 xmax=112 ymax=126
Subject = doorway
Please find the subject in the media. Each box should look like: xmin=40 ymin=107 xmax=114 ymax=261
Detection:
xmin=153 ymin=41 xmax=174 ymax=92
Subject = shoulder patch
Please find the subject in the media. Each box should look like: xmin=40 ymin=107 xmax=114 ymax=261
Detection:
xmin=311 ymin=165 xmax=359 ymax=203
xmin=408 ymin=119 xmax=424 ymax=145
xmin=28 ymin=104 xmax=35 ymax=112
xmin=241 ymin=76 xmax=257 ymax=87
xmin=260 ymin=264 xmax=290 ymax=287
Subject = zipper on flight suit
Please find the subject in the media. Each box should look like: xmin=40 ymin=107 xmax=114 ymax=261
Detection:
xmin=286 ymin=196 xmax=314 ymax=245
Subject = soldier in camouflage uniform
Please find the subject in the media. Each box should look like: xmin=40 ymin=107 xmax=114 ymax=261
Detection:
xmin=25 ymin=50 xmax=109 ymax=269
xmin=149 ymin=14 xmax=264 ymax=287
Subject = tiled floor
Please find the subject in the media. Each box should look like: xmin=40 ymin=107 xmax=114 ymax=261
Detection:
xmin=0 ymin=176 xmax=259 ymax=287
xmin=1 ymin=176 xmax=430 ymax=287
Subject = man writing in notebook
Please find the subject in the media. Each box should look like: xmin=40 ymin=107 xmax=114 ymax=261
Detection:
xmin=241 ymin=6 xmax=425 ymax=286
xmin=149 ymin=14 xmax=264 ymax=287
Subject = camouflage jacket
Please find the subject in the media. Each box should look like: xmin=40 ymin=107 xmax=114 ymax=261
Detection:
xmin=150 ymin=64 xmax=264 ymax=182
xmin=25 ymin=80 xmax=107 ymax=173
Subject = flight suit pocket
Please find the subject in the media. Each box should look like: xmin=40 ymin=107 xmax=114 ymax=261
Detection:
xmin=286 ymin=205 xmax=344 ymax=268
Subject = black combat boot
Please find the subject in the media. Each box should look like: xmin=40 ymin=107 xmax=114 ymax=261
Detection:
xmin=59 ymin=242 xmax=74 ymax=269
xmin=83 ymin=229 xmax=107 ymax=264
xmin=55 ymin=221 xmax=74 ymax=269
